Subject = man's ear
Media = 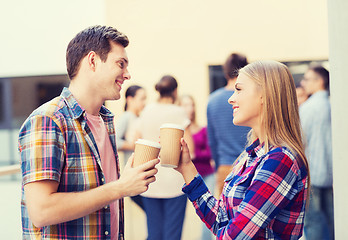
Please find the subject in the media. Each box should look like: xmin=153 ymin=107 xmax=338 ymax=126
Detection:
xmin=318 ymin=77 xmax=326 ymax=90
xmin=86 ymin=51 xmax=97 ymax=71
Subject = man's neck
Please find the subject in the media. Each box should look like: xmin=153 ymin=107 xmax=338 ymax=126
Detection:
xmin=158 ymin=97 xmax=174 ymax=104
xmin=68 ymin=79 xmax=103 ymax=116
xmin=312 ymin=88 xmax=327 ymax=96
xmin=225 ymin=78 xmax=237 ymax=90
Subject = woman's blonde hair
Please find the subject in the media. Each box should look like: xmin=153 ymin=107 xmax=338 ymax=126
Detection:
xmin=239 ymin=60 xmax=309 ymax=178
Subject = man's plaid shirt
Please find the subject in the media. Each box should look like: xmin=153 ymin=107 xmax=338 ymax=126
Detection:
xmin=19 ymin=88 xmax=124 ymax=240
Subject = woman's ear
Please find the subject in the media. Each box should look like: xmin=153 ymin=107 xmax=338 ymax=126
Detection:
xmin=126 ymin=95 xmax=133 ymax=105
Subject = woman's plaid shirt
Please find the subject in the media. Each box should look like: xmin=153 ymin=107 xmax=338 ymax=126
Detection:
xmin=183 ymin=139 xmax=308 ymax=240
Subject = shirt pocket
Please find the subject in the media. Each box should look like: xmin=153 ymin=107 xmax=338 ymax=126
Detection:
xmin=224 ymin=174 xmax=250 ymax=218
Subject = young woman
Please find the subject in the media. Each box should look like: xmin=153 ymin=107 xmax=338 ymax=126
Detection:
xmin=115 ymin=85 xmax=146 ymax=210
xmin=116 ymin=85 xmax=146 ymax=161
xmin=176 ymin=61 xmax=309 ymax=239
xmin=136 ymin=75 xmax=194 ymax=240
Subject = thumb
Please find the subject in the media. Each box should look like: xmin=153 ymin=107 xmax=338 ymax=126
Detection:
xmin=181 ymin=138 xmax=189 ymax=152
xmin=125 ymin=153 xmax=135 ymax=169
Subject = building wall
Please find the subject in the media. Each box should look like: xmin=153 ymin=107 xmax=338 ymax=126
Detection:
xmin=328 ymin=0 xmax=348 ymax=238
xmin=0 ymin=0 xmax=106 ymax=167
xmin=0 ymin=0 xmax=106 ymax=77
xmin=105 ymin=0 xmax=328 ymax=124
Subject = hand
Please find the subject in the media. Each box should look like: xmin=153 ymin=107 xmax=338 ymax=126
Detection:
xmin=118 ymin=154 xmax=159 ymax=197
xmin=175 ymin=138 xmax=198 ymax=184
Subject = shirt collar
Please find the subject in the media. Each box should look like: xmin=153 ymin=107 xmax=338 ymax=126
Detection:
xmin=61 ymin=87 xmax=114 ymax=120
xmin=310 ymin=90 xmax=329 ymax=99
xmin=246 ymin=138 xmax=266 ymax=158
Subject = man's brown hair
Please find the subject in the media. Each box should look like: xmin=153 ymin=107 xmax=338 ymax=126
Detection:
xmin=66 ymin=25 xmax=129 ymax=80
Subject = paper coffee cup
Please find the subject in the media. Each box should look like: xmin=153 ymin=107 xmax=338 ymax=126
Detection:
xmin=159 ymin=123 xmax=184 ymax=168
xmin=133 ymin=139 xmax=161 ymax=167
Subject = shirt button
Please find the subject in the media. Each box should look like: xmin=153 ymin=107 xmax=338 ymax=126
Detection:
xmin=105 ymin=231 xmax=109 ymax=235
xmin=101 ymin=178 xmax=105 ymax=182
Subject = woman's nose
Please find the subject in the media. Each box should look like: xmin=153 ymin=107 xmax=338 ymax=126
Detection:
xmin=228 ymin=92 xmax=236 ymax=105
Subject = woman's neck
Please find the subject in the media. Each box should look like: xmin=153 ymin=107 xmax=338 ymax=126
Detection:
xmin=127 ymin=106 xmax=139 ymax=116
xmin=252 ymin=127 xmax=264 ymax=145
xmin=189 ymin=122 xmax=201 ymax=135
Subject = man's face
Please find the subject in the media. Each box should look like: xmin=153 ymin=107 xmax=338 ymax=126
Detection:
xmin=301 ymin=70 xmax=322 ymax=95
xmin=94 ymin=41 xmax=131 ymax=101
xmin=296 ymin=87 xmax=308 ymax=106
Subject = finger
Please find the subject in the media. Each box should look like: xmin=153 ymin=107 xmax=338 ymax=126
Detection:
xmin=125 ymin=153 xmax=135 ymax=168
xmin=144 ymin=167 xmax=158 ymax=178
xmin=180 ymin=138 xmax=190 ymax=153
xmin=180 ymin=138 xmax=187 ymax=148
xmin=139 ymin=158 xmax=160 ymax=171
xmin=145 ymin=176 xmax=156 ymax=185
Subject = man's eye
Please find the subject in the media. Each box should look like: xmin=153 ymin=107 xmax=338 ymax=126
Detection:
xmin=117 ymin=61 xmax=125 ymax=69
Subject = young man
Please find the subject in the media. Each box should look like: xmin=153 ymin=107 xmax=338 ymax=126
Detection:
xmin=207 ymin=53 xmax=250 ymax=196
xmin=300 ymin=66 xmax=334 ymax=240
xmin=18 ymin=25 xmax=159 ymax=240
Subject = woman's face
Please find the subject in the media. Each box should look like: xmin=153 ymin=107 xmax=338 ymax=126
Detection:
xmin=131 ymin=88 xmax=147 ymax=114
xmin=228 ymin=73 xmax=263 ymax=129
xmin=180 ymin=96 xmax=195 ymax=121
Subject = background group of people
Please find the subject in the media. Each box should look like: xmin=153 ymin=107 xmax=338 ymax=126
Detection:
xmin=117 ymin=53 xmax=334 ymax=240
xmin=19 ymin=25 xmax=334 ymax=240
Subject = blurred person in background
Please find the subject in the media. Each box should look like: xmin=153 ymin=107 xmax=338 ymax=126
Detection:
xmin=18 ymin=25 xmax=159 ymax=240
xmin=135 ymin=75 xmax=194 ymax=240
xmin=207 ymin=53 xmax=250 ymax=197
xmin=116 ymin=85 xmax=147 ymax=210
xmin=177 ymin=61 xmax=309 ymax=239
xmin=179 ymin=95 xmax=215 ymax=240
xmin=295 ymin=82 xmax=309 ymax=106
xmin=300 ymin=65 xmax=334 ymax=240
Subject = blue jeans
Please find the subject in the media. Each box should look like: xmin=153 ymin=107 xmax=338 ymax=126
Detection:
xmin=304 ymin=186 xmax=335 ymax=240
xmin=201 ymin=174 xmax=216 ymax=240
xmin=143 ymin=195 xmax=187 ymax=240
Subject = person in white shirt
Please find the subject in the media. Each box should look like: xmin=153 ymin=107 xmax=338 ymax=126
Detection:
xmin=116 ymin=85 xmax=147 ymax=210
xmin=136 ymin=75 xmax=194 ymax=240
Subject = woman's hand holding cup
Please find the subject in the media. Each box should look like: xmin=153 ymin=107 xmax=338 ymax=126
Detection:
xmin=175 ymin=138 xmax=198 ymax=184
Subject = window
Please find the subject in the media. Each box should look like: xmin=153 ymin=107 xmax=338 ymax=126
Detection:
xmin=0 ymin=81 xmax=4 ymax=126
xmin=0 ymin=75 xmax=68 ymax=167
xmin=208 ymin=59 xmax=329 ymax=93
xmin=11 ymin=75 xmax=68 ymax=128
xmin=208 ymin=65 xmax=226 ymax=93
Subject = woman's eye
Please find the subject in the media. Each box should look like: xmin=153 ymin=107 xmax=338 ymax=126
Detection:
xmin=118 ymin=62 xmax=124 ymax=68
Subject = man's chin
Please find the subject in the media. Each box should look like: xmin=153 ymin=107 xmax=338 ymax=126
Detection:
xmin=113 ymin=95 xmax=121 ymax=101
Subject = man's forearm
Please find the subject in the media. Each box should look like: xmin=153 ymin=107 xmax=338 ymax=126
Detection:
xmin=25 ymin=180 xmax=124 ymax=228
xmin=25 ymin=158 xmax=159 ymax=228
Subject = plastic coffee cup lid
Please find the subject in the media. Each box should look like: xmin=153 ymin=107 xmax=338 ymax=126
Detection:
xmin=160 ymin=123 xmax=184 ymax=131
xmin=135 ymin=139 xmax=161 ymax=149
